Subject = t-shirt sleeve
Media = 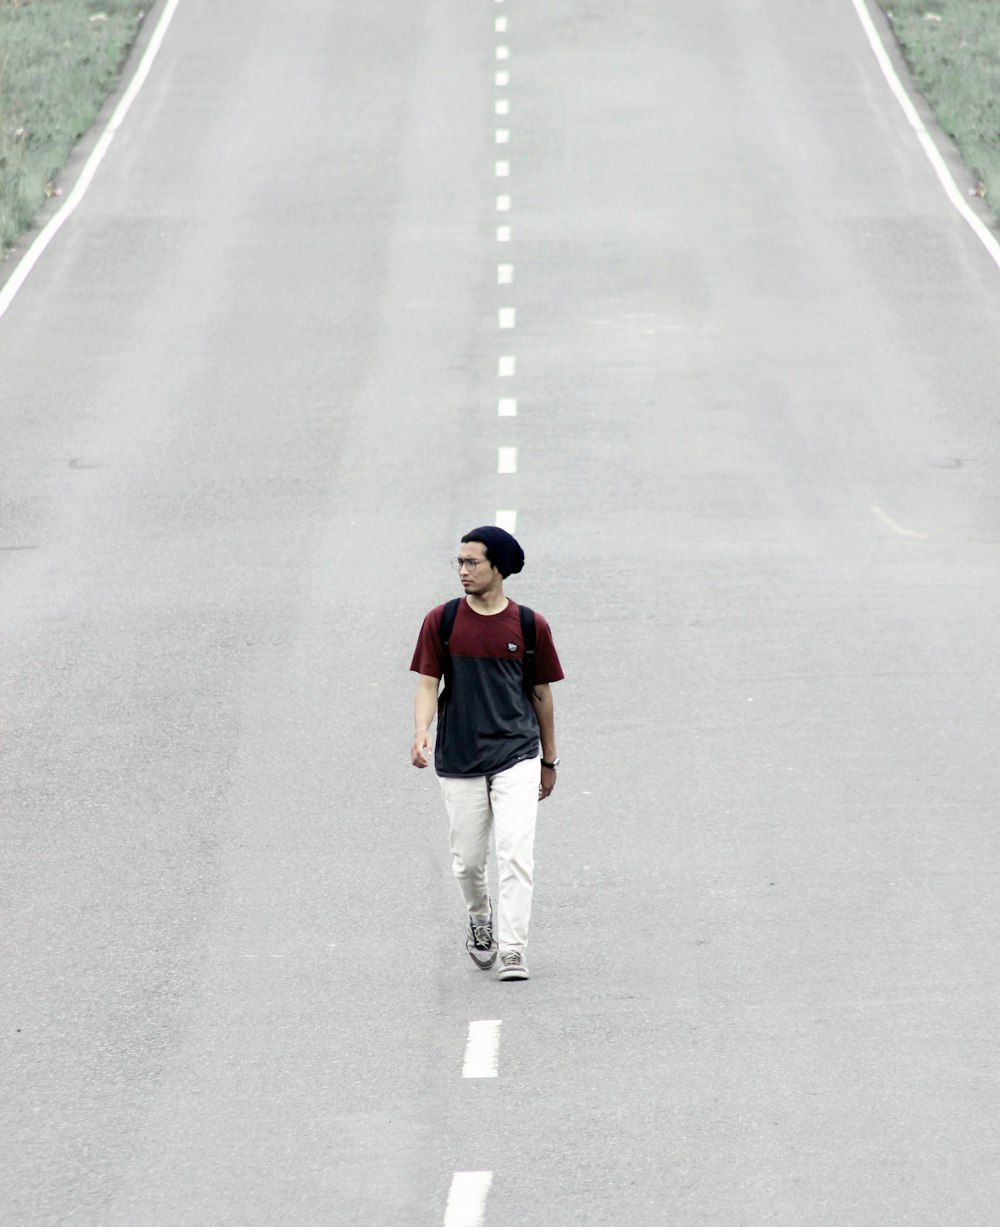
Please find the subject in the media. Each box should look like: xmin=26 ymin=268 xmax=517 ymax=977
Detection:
xmin=410 ymin=605 xmax=445 ymax=678
xmin=533 ymin=613 xmax=564 ymax=684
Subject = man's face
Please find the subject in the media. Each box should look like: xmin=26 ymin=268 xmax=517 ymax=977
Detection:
xmin=455 ymin=540 xmax=497 ymax=594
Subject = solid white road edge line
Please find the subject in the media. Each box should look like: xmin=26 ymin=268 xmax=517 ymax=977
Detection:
xmin=462 ymin=1019 xmax=503 ymax=1077
xmin=0 ymin=0 xmax=185 ymax=322
xmin=444 ymin=1171 xmax=493 ymax=1227
xmin=849 ymin=0 xmax=1000 ymax=272
xmin=870 ymin=504 xmax=929 ymax=540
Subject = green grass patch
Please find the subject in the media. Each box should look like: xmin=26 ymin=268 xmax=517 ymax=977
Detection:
xmin=878 ymin=0 xmax=1000 ymax=216
xmin=0 ymin=0 xmax=147 ymax=251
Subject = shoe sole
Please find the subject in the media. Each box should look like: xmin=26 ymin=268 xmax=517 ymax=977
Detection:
xmin=497 ymin=967 xmax=529 ymax=981
xmin=468 ymin=949 xmax=498 ymax=970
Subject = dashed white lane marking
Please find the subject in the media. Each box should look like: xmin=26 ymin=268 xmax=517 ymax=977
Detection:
xmin=849 ymin=0 xmax=1000 ymax=272
xmin=462 ymin=1019 xmax=503 ymax=1076
xmin=0 ymin=0 xmax=185 ymax=322
xmin=870 ymin=504 xmax=929 ymax=540
xmin=444 ymin=1172 xmax=493 ymax=1227
xmin=444 ymin=20 xmax=513 ymax=1227
xmin=493 ymin=16 xmax=519 ymax=677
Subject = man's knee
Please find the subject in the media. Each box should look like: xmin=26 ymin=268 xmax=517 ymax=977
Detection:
xmin=451 ymin=850 xmax=487 ymax=882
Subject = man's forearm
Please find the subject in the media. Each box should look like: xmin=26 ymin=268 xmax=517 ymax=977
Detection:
xmin=414 ymin=682 xmax=438 ymax=734
xmin=531 ymin=684 xmax=557 ymax=760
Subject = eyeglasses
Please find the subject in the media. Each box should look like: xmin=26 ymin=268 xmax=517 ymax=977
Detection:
xmin=451 ymin=557 xmax=487 ymax=572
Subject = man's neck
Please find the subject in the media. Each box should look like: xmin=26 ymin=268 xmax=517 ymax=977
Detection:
xmin=465 ymin=588 xmax=508 ymax=616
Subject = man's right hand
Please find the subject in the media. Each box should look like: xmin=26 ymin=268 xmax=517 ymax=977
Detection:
xmin=411 ymin=730 xmax=433 ymax=768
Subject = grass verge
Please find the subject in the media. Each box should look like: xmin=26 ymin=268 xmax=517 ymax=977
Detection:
xmin=878 ymin=0 xmax=1000 ymax=217
xmin=0 ymin=0 xmax=147 ymax=252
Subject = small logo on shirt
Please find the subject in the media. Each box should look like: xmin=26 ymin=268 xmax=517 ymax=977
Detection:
xmin=507 ymin=641 xmax=519 ymax=653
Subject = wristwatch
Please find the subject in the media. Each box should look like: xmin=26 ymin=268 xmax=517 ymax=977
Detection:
xmin=540 ymin=757 xmax=560 ymax=769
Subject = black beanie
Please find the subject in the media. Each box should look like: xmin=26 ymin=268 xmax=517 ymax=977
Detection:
xmin=463 ymin=526 xmax=525 ymax=578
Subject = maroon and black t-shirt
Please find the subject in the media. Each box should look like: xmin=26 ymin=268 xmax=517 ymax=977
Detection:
xmin=410 ymin=598 xmax=564 ymax=778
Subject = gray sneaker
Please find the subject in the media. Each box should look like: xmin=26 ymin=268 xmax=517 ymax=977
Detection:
xmin=466 ymin=911 xmax=497 ymax=969
xmin=497 ymin=950 xmax=530 ymax=981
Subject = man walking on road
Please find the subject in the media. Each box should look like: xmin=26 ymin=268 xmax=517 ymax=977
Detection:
xmin=410 ymin=527 xmax=564 ymax=981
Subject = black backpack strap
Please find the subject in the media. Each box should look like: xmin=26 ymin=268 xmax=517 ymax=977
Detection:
xmin=519 ymin=604 xmax=536 ymax=698
xmin=439 ymin=598 xmax=461 ymax=702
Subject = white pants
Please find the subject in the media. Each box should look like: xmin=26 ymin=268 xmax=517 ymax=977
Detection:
xmin=438 ymin=757 xmax=541 ymax=954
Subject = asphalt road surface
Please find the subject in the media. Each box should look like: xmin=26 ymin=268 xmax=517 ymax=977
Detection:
xmin=3 ymin=1 xmax=1000 ymax=1224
